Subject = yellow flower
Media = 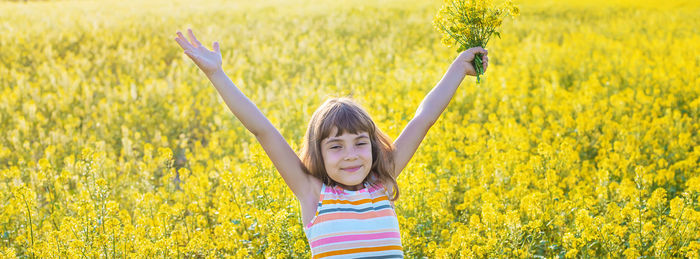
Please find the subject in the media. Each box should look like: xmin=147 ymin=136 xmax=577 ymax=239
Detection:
xmin=646 ymin=188 xmax=667 ymax=211
xmin=434 ymin=0 xmax=519 ymax=49
xmin=640 ymin=221 xmax=654 ymax=235
xmin=623 ymin=248 xmax=640 ymax=259
xmin=560 ymin=249 xmax=576 ymax=259
xmin=669 ymin=197 xmax=685 ymax=218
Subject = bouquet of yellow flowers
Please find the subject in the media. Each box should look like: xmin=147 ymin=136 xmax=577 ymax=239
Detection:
xmin=433 ymin=0 xmax=519 ymax=83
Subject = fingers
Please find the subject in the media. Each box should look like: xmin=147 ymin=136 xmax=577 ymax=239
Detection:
xmin=465 ymin=46 xmax=487 ymax=55
xmin=187 ymin=28 xmax=203 ymax=47
xmin=175 ymin=31 xmax=193 ymax=50
xmin=474 ymin=47 xmax=488 ymax=56
xmin=470 ymin=47 xmax=488 ymax=72
xmin=461 ymin=47 xmax=488 ymax=60
xmin=461 ymin=47 xmax=489 ymax=71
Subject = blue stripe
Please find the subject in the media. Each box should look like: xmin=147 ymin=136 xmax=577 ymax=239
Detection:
xmin=308 ymin=216 xmax=401 ymax=237
xmin=354 ymin=254 xmax=404 ymax=259
xmin=317 ymin=204 xmax=392 ymax=215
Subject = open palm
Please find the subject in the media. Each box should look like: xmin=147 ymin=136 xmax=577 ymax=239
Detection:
xmin=175 ymin=28 xmax=222 ymax=76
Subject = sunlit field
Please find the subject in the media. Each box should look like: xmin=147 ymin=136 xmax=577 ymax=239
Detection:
xmin=1 ymin=0 xmax=699 ymax=257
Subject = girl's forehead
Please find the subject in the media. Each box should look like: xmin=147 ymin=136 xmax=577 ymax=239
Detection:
xmin=323 ymin=127 xmax=369 ymax=142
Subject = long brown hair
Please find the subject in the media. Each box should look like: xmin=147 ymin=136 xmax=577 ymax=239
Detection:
xmin=299 ymin=97 xmax=399 ymax=201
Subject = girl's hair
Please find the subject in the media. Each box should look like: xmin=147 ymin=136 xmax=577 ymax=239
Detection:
xmin=299 ymin=97 xmax=399 ymax=201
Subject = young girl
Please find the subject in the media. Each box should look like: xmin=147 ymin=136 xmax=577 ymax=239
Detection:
xmin=175 ymin=28 xmax=488 ymax=258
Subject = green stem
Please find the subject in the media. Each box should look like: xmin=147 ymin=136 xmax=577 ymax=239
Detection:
xmin=19 ymin=191 xmax=35 ymax=259
xmin=438 ymin=23 xmax=468 ymax=48
xmin=474 ymin=54 xmax=483 ymax=83
xmin=660 ymin=203 xmax=686 ymax=255
xmin=112 ymin=227 xmax=116 ymax=258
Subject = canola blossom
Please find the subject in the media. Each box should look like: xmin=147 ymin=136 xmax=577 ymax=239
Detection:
xmin=0 ymin=0 xmax=699 ymax=258
xmin=433 ymin=0 xmax=519 ymax=83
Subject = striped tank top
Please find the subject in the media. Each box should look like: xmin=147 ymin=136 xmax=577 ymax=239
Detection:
xmin=304 ymin=180 xmax=403 ymax=258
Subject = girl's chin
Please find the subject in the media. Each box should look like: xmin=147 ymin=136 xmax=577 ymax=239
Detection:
xmin=336 ymin=177 xmax=367 ymax=189
xmin=332 ymin=170 xmax=370 ymax=188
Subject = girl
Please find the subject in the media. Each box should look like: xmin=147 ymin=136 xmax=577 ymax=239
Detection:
xmin=175 ymin=28 xmax=488 ymax=258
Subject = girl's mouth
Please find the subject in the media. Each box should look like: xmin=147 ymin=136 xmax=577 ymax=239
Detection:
xmin=343 ymin=166 xmax=362 ymax=172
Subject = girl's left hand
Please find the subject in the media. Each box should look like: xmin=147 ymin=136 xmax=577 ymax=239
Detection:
xmin=453 ymin=47 xmax=489 ymax=76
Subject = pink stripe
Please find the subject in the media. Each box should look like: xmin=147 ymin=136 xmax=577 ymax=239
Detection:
xmin=326 ymin=184 xmax=384 ymax=195
xmin=367 ymin=185 xmax=382 ymax=192
xmin=311 ymin=231 xmax=400 ymax=247
xmin=312 ymin=238 xmax=401 ymax=254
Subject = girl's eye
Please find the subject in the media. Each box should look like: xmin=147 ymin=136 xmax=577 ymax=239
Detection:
xmin=330 ymin=146 xmax=341 ymax=149
xmin=357 ymin=142 xmax=368 ymax=146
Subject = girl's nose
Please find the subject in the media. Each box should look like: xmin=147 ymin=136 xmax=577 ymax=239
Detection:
xmin=344 ymin=149 xmax=359 ymax=160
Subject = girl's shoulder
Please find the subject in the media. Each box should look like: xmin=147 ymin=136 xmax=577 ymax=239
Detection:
xmin=367 ymin=175 xmax=397 ymax=209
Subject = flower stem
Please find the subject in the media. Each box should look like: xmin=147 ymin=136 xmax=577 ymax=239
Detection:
xmin=22 ymin=194 xmax=34 ymax=258
xmin=474 ymin=53 xmax=483 ymax=83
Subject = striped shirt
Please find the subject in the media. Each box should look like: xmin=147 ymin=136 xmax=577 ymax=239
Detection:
xmin=304 ymin=180 xmax=403 ymax=258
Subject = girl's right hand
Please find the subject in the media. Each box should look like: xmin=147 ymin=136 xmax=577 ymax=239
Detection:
xmin=175 ymin=28 xmax=222 ymax=76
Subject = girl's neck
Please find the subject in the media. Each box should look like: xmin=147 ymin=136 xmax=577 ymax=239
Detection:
xmin=336 ymin=182 xmax=365 ymax=191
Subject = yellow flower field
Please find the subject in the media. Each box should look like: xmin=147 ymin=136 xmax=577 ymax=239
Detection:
xmin=1 ymin=0 xmax=698 ymax=257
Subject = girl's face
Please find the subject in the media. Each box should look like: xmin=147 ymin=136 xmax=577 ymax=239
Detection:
xmin=321 ymin=127 xmax=373 ymax=191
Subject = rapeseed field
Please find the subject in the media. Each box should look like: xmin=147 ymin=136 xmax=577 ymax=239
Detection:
xmin=0 ymin=0 xmax=698 ymax=257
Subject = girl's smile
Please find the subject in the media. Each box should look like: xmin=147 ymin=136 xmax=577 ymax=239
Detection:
xmin=342 ymin=165 xmax=363 ymax=172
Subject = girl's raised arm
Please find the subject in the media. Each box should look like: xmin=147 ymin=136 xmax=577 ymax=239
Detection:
xmin=174 ymin=28 xmax=317 ymax=200
xmin=392 ymin=47 xmax=489 ymax=178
